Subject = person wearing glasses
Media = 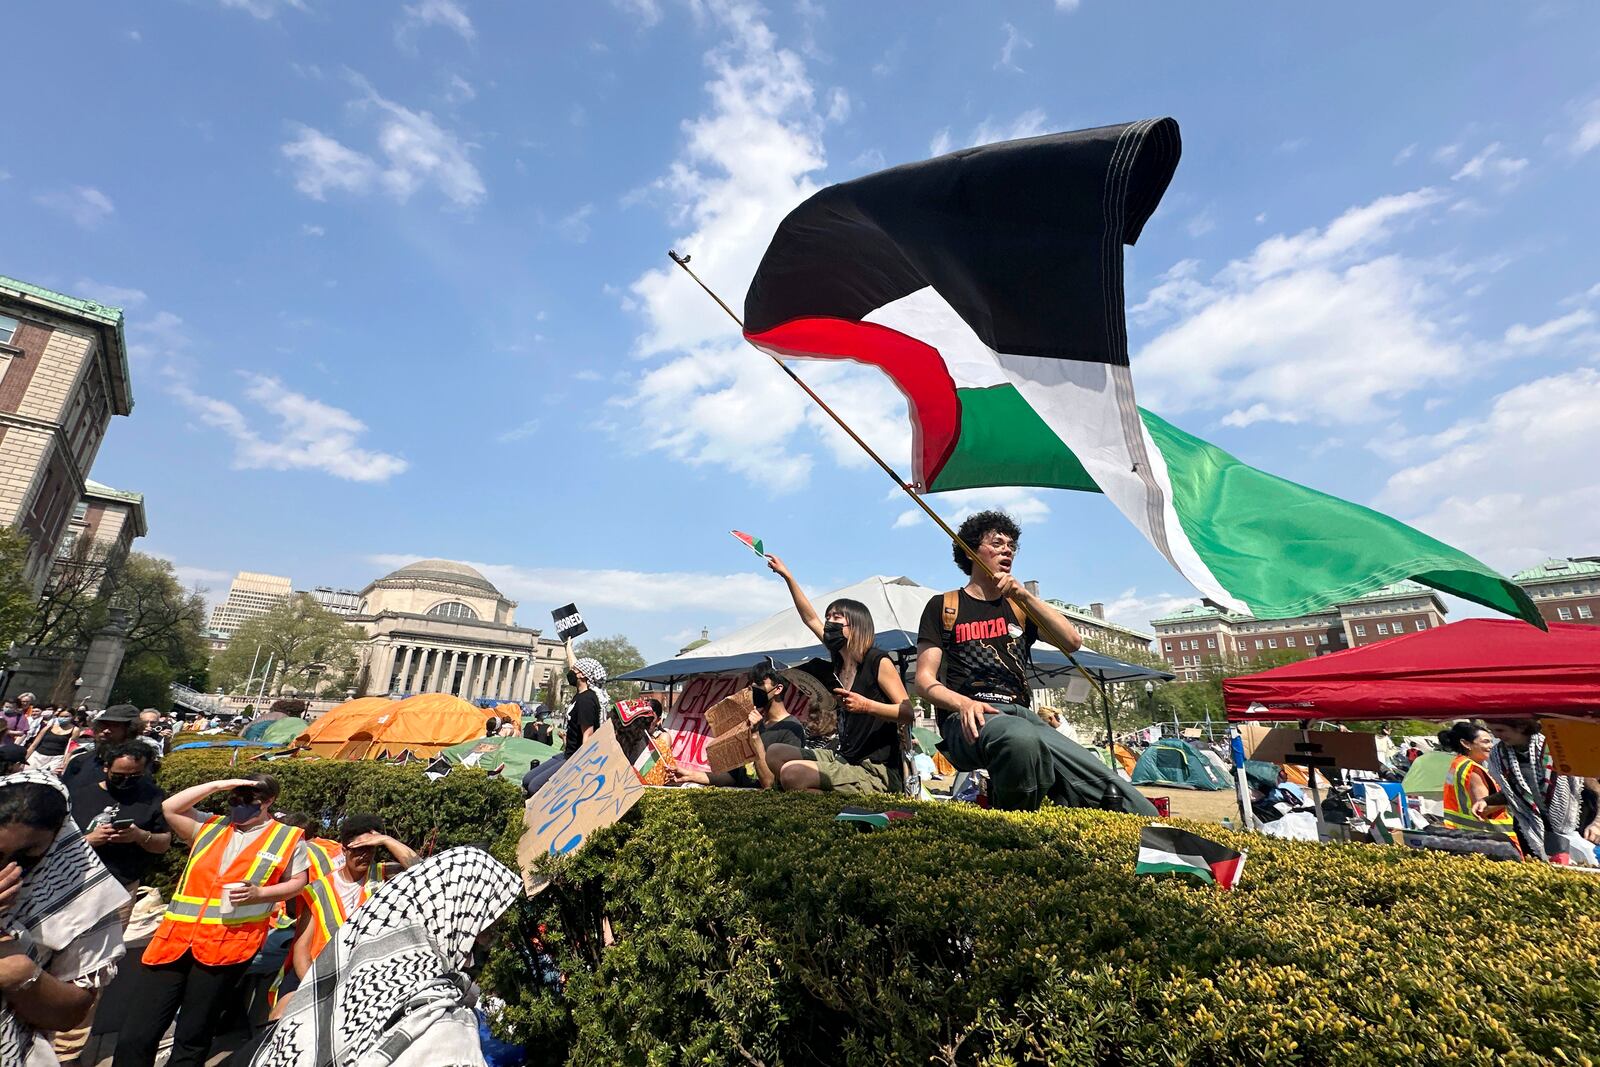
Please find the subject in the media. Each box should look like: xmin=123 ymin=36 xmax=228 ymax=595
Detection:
xmin=912 ymin=510 xmax=1157 ymax=815
xmin=764 ymin=555 xmax=912 ymax=794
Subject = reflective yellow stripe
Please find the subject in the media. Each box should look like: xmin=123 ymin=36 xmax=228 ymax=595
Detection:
xmin=303 ymin=876 xmax=346 ymax=944
xmin=173 ymin=817 xmax=230 ymax=901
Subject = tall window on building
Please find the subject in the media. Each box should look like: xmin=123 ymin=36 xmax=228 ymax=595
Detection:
xmin=1206 ymin=637 xmax=1215 ymax=648
xmin=1354 ymin=624 xmax=1366 ymax=637
xmin=1558 ymin=607 xmax=1573 ymax=621
xmin=1415 ymin=620 xmax=1426 ymax=631
xmin=0 ymin=315 xmax=18 ymax=344
xmin=1268 ymin=638 xmax=1278 ymax=648
xmin=1319 ymin=634 xmax=1329 ymax=645
xmin=1376 ymin=623 xmax=1389 ymax=635
xmin=1254 ymin=639 xmax=1263 ymax=650
xmin=428 ymin=601 xmax=479 ymax=620
xmin=1581 ymin=605 xmax=1594 ymax=620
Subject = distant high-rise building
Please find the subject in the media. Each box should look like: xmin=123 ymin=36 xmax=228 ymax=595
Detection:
xmin=302 ymin=585 xmax=364 ymax=617
xmin=209 ymin=571 xmax=293 ymax=641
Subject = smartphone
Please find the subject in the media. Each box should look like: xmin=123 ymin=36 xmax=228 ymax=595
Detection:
xmin=111 ymin=817 xmax=136 ymax=830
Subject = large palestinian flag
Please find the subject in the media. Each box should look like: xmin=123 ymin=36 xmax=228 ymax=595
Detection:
xmin=742 ymin=118 xmax=1540 ymax=625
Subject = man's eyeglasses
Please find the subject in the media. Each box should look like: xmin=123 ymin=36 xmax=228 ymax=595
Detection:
xmin=106 ymin=773 xmax=140 ymax=788
xmin=980 ymin=536 xmax=1017 ymax=552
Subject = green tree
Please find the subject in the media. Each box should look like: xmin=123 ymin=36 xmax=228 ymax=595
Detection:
xmin=209 ymin=594 xmax=364 ymax=695
xmin=107 ymin=554 xmax=209 ymax=712
xmin=574 ymin=634 xmax=646 ymax=699
xmin=0 ymin=528 xmax=35 ymax=659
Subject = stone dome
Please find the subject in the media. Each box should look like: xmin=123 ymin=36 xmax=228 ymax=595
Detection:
xmin=377 ymin=558 xmax=501 ymax=597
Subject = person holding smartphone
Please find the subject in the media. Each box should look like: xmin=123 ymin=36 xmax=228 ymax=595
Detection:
xmin=54 ymin=743 xmax=172 ymax=1065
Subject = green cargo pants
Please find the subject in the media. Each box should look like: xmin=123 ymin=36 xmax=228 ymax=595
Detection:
xmin=939 ymin=703 xmax=1158 ymax=815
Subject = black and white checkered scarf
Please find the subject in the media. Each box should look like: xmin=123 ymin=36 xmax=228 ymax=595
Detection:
xmin=1490 ymin=733 xmax=1583 ymax=861
xmin=251 ymin=847 xmax=521 ymax=1067
xmin=0 ymin=768 xmax=128 ymax=1066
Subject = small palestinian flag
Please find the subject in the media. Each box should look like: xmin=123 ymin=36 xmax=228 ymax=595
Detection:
xmin=1370 ymin=811 xmax=1405 ymax=846
xmin=1135 ymin=824 xmax=1246 ymax=889
xmin=835 ymin=807 xmax=916 ymax=831
xmin=730 ymin=530 xmax=765 ymax=558
xmin=633 ymin=736 xmax=674 ymax=785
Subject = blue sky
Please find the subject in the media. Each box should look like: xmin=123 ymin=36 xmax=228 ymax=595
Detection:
xmin=6 ymin=0 xmax=1599 ymax=661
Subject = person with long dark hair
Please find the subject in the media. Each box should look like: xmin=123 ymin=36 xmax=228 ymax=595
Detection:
xmin=764 ymin=556 xmax=911 ymax=794
xmin=1437 ymin=721 xmax=1517 ymax=847
xmin=1485 ymin=719 xmax=1585 ymax=863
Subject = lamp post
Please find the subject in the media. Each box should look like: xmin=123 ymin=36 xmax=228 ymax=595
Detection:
xmin=1144 ymin=680 xmax=1155 ymax=724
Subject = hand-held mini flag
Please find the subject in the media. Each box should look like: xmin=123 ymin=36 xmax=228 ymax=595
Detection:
xmin=1135 ymin=824 xmax=1247 ymax=889
xmin=730 ymin=530 xmax=766 ymax=558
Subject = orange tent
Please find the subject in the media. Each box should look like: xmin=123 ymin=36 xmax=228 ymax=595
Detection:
xmin=1113 ymin=743 xmax=1139 ymax=777
xmin=299 ymin=697 xmax=395 ymax=757
xmin=359 ymin=693 xmax=493 ymax=758
xmin=492 ymin=702 xmax=523 ymax=728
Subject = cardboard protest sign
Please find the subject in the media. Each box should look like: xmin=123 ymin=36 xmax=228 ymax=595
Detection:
xmin=1545 ymin=717 xmax=1600 ymax=777
xmin=703 ymin=688 xmax=758 ymax=775
xmin=551 ymin=603 xmax=588 ymax=642
xmin=517 ymin=720 xmax=643 ymax=894
xmin=1248 ymin=727 xmax=1381 ymax=773
xmin=664 ymin=675 xmax=745 ymax=772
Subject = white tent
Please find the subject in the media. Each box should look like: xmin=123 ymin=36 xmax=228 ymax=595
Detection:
xmin=678 ymin=575 xmax=936 ymax=660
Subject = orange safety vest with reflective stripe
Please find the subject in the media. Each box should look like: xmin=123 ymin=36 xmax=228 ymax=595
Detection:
xmin=298 ymin=865 xmax=385 ymax=964
xmin=1442 ymin=755 xmax=1517 ymax=840
xmin=306 ymin=837 xmax=342 ymax=879
xmin=144 ymin=816 xmax=306 ymax=966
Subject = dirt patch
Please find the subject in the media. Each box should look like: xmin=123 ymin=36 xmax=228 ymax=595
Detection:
xmin=1136 ymin=785 xmax=1242 ymax=825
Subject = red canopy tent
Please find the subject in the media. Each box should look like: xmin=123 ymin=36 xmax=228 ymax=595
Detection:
xmin=1224 ymin=619 xmax=1600 ymax=723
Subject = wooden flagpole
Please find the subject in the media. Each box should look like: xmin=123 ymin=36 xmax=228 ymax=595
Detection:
xmin=666 ymin=249 xmax=1115 ymax=708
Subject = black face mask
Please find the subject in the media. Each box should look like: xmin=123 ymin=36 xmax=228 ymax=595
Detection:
xmin=565 ymin=670 xmax=578 ymax=687
xmin=106 ymin=774 xmax=141 ymax=798
xmin=751 ymin=686 xmax=771 ymax=711
xmin=822 ymin=622 xmax=847 ymax=653
xmin=1 ymin=851 xmax=46 ymax=874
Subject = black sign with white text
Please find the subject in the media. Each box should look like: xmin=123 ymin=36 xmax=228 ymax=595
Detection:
xmin=552 ymin=603 xmax=588 ymax=642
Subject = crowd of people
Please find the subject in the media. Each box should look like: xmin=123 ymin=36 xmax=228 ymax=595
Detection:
xmin=0 ymin=694 xmax=520 ymax=1067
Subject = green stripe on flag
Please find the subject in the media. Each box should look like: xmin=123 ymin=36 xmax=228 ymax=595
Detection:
xmin=1139 ymin=410 xmax=1542 ymax=626
xmin=1134 ymin=858 xmax=1216 ymax=883
xmin=929 ymin=385 xmax=1100 ymax=494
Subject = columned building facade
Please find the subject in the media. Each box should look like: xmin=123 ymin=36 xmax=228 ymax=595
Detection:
xmin=353 ymin=559 xmax=558 ymax=702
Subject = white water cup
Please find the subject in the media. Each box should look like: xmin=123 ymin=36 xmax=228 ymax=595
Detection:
xmin=219 ymin=881 xmax=247 ymax=914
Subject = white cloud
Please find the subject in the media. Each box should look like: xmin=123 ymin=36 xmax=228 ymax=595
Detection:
xmin=1377 ymin=368 xmax=1600 ymax=569
xmin=74 ymin=279 xmax=147 ymax=308
xmin=1134 ymin=188 xmax=1464 ymax=424
xmin=893 ymin=487 xmax=1050 ymax=530
xmin=1393 ymin=143 xmax=1417 ymax=165
xmin=1502 ymin=308 xmax=1595 ymax=348
xmin=556 ymin=203 xmax=594 ymax=243
xmin=171 ymin=374 xmax=408 ymax=482
xmin=1450 ymin=142 xmax=1528 ymax=184
xmin=127 ymin=30 xmax=142 ymax=42
xmin=1186 ymin=209 xmax=1216 ymax=237
xmin=301 ymin=223 xmax=326 ymax=237
xmin=1565 ymin=95 xmax=1600 ymax=155
xmin=496 ymin=418 xmax=540 ymax=443
xmin=1053 ymin=0 xmax=1081 ymax=10
xmin=1276 ymin=137 xmax=1308 ymax=154
xmin=218 ymin=0 xmax=307 ymax=17
xmin=825 ymin=87 xmax=850 ymax=124
xmin=1097 ymin=588 xmax=1194 ymax=633
xmin=368 ymin=554 xmax=788 ymax=616
xmin=612 ymin=0 xmax=662 ymax=28
xmin=281 ymin=80 xmax=485 ymax=209
xmin=35 ymin=186 xmax=115 ymax=229
xmin=930 ymin=108 xmax=1049 ymax=158
xmin=445 ymin=74 xmax=476 ymax=104
xmin=997 ymin=22 xmax=1032 ymax=72
xmin=126 ymin=310 xmax=190 ymax=368
xmin=396 ymin=0 xmax=475 ymax=46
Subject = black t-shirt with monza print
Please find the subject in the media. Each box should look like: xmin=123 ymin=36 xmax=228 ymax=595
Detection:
xmin=917 ymin=590 xmax=1038 ymax=725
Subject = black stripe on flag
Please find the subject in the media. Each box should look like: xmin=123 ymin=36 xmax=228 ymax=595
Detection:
xmin=743 ymin=118 xmax=1181 ymax=364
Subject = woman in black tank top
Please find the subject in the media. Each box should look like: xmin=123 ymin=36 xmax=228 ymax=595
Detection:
xmin=765 ymin=556 xmax=912 ymax=793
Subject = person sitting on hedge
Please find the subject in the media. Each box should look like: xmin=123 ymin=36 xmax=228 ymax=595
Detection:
xmin=911 ymin=510 xmax=1157 ymax=815
xmin=667 ymin=667 xmax=808 ymax=789
xmin=762 ymin=555 xmax=912 ymax=795
xmin=522 ymin=648 xmax=610 ymax=797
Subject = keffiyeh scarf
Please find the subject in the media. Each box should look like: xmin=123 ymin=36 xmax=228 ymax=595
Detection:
xmin=251 ymin=847 xmax=522 ymax=1067
xmin=572 ymin=657 xmax=610 ymax=711
xmin=0 ymin=768 xmax=128 ymax=1066
xmin=1491 ymin=734 xmax=1582 ymax=861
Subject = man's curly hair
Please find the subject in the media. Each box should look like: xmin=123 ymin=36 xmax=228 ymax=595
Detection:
xmin=953 ymin=510 xmax=1021 ymax=575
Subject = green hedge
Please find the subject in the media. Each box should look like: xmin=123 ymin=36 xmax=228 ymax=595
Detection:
xmin=495 ymin=791 xmax=1600 ymax=1067
xmin=151 ymin=750 xmax=525 ymax=893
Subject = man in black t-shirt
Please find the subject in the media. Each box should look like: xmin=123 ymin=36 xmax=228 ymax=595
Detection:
xmin=66 ymin=741 xmax=173 ymax=887
xmin=913 ymin=510 xmax=1157 ymax=815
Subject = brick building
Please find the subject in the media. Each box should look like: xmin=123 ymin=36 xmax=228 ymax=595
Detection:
xmin=1512 ymin=557 xmax=1600 ymax=625
xmin=0 ymin=276 xmax=134 ymax=595
xmin=1151 ymin=580 xmax=1446 ymax=680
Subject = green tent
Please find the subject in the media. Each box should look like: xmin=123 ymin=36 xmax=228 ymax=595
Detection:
xmin=242 ymin=716 xmax=308 ymax=744
xmin=441 ymin=735 xmax=561 ymax=781
xmin=1130 ymin=738 xmax=1229 ymax=790
xmin=911 ymin=726 xmax=940 ymax=752
xmin=1402 ymin=750 xmax=1454 ymax=800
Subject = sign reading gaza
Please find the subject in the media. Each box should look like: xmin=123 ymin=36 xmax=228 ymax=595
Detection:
xmin=552 ymin=603 xmax=589 ymax=642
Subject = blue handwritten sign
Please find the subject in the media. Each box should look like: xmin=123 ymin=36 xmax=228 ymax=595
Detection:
xmin=517 ymin=721 xmax=644 ymax=890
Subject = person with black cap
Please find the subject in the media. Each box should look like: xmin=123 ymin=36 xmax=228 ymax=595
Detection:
xmin=60 ymin=703 xmax=148 ymax=792
xmin=0 ymin=741 xmax=26 ymax=776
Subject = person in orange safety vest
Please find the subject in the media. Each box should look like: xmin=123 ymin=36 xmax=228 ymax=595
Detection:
xmin=1438 ymin=721 xmax=1518 ymax=848
xmin=289 ymin=814 xmax=420 ymax=988
xmin=110 ymin=774 xmax=310 ymax=1067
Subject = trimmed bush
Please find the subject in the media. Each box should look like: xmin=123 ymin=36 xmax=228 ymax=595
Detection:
xmin=151 ymin=750 xmax=525 ymax=892
xmin=497 ymin=791 xmax=1600 ymax=1067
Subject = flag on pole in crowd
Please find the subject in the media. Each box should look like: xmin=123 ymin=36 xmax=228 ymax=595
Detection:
xmin=1135 ymin=824 xmax=1247 ymax=889
xmin=730 ymin=530 xmax=766 ymax=558
xmin=740 ymin=118 xmax=1541 ymax=627
xmin=631 ymin=734 xmax=674 ymax=785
